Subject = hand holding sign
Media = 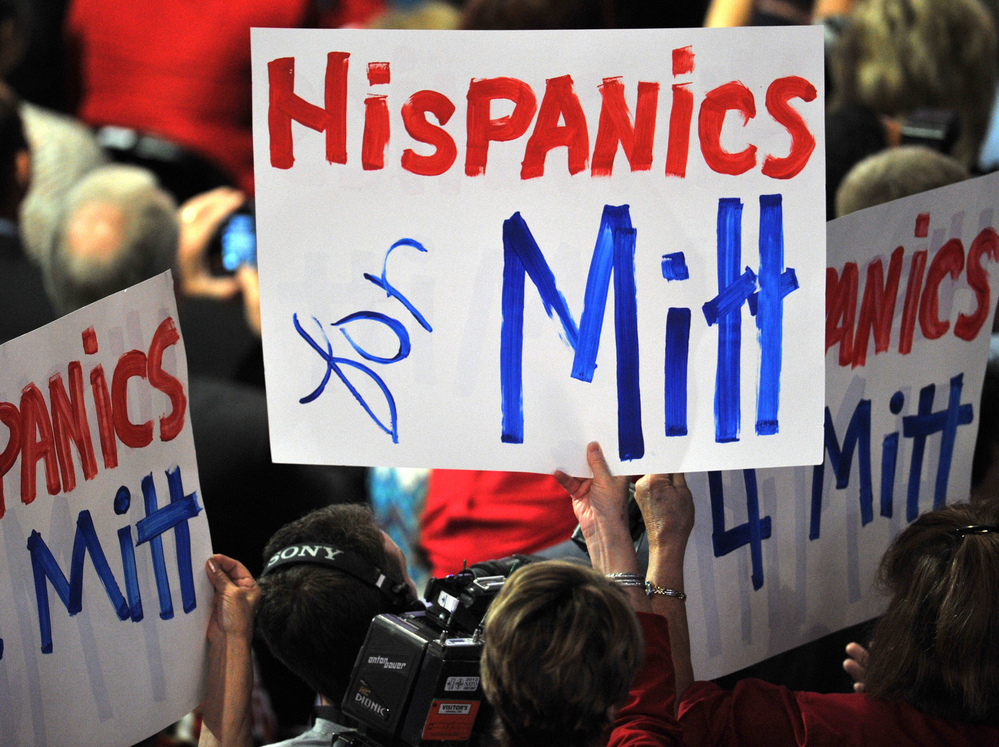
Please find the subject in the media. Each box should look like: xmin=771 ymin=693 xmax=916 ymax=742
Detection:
xmin=202 ymin=554 xmax=259 ymax=747
xmin=555 ymin=441 xmax=635 ymax=575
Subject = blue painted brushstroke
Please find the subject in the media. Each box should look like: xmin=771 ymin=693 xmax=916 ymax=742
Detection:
xmin=664 ymin=308 xmax=691 ymax=437
xmin=903 ymin=376 xmax=974 ymax=520
xmin=141 ymin=473 xmax=174 ymax=620
xmin=500 ymin=228 xmax=528 ymax=444
xmin=661 ymin=252 xmax=690 ymax=281
xmin=118 ymin=526 xmax=144 ymax=621
xmin=364 ymin=238 xmax=433 ymax=332
xmin=880 ymin=433 xmax=898 ymax=519
xmin=27 ymin=510 xmax=129 ymax=654
xmin=880 ymin=391 xmax=905 ymax=518
xmin=703 ymin=268 xmax=756 ymax=326
xmin=810 ymin=402 xmax=872 ymax=540
xmin=611 ymin=221 xmax=644 ymax=460
xmin=505 ymin=213 xmax=580 ymax=347
xmin=500 ymin=211 xmax=580 ymax=445
xmin=756 ymin=194 xmax=794 ymax=436
xmin=333 ymin=311 xmax=412 ymax=364
xmin=166 ymin=466 xmax=198 ymax=613
xmin=573 ymin=208 xmax=620 ymax=382
xmin=936 ymin=375 xmax=974 ymax=510
xmin=709 ymin=198 xmax=744 ymax=443
xmin=114 ymin=485 xmax=131 ymax=514
xmin=708 ymin=470 xmax=772 ymax=590
xmin=747 ymin=267 xmax=797 ymax=317
xmin=294 ymin=314 xmax=399 ymax=442
xmin=499 ymin=206 xmax=644 ymax=460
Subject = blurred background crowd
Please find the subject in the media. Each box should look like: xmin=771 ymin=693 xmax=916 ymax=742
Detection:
xmin=2 ymin=0 xmax=999 ymax=743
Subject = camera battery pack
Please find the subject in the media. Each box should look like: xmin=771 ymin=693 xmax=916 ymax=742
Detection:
xmin=399 ymin=634 xmax=487 ymax=745
xmin=341 ymin=612 xmax=490 ymax=746
xmin=342 ymin=613 xmax=430 ymax=738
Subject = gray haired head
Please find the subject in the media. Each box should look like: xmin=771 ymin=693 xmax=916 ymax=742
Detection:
xmin=47 ymin=164 xmax=178 ymax=315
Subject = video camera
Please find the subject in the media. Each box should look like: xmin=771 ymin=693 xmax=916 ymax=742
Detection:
xmin=334 ymin=556 xmax=534 ymax=747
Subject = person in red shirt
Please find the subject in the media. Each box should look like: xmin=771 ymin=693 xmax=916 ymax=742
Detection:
xmin=633 ymin=468 xmax=999 ymax=746
xmin=421 ymin=470 xmax=580 ymax=577
xmin=63 ymin=0 xmax=385 ymax=199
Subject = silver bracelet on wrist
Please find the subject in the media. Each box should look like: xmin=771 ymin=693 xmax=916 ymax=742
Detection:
xmin=645 ymin=582 xmax=686 ymax=602
xmin=606 ymin=572 xmax=646 ymax=588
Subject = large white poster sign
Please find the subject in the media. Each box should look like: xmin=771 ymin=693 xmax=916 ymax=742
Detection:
xmin=0 ymin=273 xmax=212 ymax=746
xmin=686 ymin=173 xmax=999 ymax=678
xmin=251 ymin=27 xmax=826 ymax=475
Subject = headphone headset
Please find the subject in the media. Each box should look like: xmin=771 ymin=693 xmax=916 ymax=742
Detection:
xmin=260 ymin=543 xmax=418 ymax=610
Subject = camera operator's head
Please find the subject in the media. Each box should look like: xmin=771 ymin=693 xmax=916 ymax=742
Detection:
xmin=256 ymin=503 xmax=417 ymax=705
xmin=480 ymin=560 xmax=643 ymax=747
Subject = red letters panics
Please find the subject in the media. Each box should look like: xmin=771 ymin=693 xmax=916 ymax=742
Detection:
xmin=0 ymin=319 xmax=187 ymax=518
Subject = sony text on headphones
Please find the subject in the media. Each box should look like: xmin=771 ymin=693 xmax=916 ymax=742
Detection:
xmin=260 ymin=543 xmax=417 ymax=610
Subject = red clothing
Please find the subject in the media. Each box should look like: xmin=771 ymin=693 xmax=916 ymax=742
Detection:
xmin=678 ymin=678 xmax=999 ymax=746
xmin=609 ymin=612 xmax=682 ymax=746
xmin=420 ymin=470 xmax=579 ymax=577
xmin=64 ymin=0 xmax=384 ymax=194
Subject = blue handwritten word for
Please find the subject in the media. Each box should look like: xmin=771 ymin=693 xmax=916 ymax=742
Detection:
xmin=294 ymin=239 xmax=432 ymax=443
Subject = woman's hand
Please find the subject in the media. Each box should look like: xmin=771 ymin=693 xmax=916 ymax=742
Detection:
xmin=843 ymin=642 xmax=868 ymax=692
xmin=554 ymin=442 xmax=638 ymax=576
xmin=200 ymin=555 xmax=259 ymax=747
xmin=205 ymin=554 xmax=260 ymax=645
xmin=635 ymin=473 xmax=694 ymax=555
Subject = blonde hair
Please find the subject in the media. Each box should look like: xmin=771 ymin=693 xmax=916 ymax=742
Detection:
xmin=832 ymin=0 xmax=998 ymax=168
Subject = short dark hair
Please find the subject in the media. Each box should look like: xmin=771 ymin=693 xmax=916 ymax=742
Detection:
xmin=865 ymin=501 xmax=999 ymax=724
xmin=256 ymin=503 xmax=408 ymax=704
xmin=480 ymin=560 xmax=643 ymax=747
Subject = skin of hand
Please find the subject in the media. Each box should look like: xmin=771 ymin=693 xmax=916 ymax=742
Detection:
xmin=843 ymin=642 xmax=868 ymax=693
xmin=635 ymin=473 xmax=695 ymax=707
xmin=200 ymin=554 xmax=260 ymax=747
xmin=554 ymin=441 xmax=636 ymax=572
xmin=206 ymin=553 xmax=260 ymax=644
xmin=177 ymin=187 xmax=245 ymax=302
xmin=635 ymin=473 xmax=695 ymax=552
xmin=554 ymin=442 xmax=650 ymax=612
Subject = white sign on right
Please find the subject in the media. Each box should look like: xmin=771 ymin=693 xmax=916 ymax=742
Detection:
xmin=686 ymin=171 xmax=999 ymax=679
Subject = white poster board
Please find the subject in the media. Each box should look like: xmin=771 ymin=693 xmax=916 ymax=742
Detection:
xmin=0 ymin=273 xmax=212 ymax=746
xmin=251 ymin=27 xmax=827 ymax=475
xmin=686 ymin=173 xmax=999 ymax=678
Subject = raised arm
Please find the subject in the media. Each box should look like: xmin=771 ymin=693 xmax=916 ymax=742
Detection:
xmin=635 ymin=473 xmax=695 ymax=705
xmin=199 ymin=554 xmax=260 ymax=747
xmin=555 ymin=441 xmax=651 ymax=613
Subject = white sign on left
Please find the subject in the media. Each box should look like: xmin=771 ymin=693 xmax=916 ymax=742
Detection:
xmin=0 ymin=272 xmax=212 ymax=747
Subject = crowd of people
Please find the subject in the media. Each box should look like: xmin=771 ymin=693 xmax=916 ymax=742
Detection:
xmin=2 ymin=0 xmax=999 ymax=745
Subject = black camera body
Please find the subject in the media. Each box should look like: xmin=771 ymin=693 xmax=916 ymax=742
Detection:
xmin=338 ymin=560 xmax=530 ymax=747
